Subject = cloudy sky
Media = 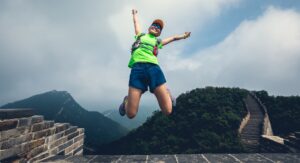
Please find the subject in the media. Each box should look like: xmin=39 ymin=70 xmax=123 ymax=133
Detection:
xmin=1 ymin=0 xmax=300 ymax=112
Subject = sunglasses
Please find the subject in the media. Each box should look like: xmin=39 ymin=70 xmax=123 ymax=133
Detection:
xmin=151 ymin=23 xmax=162 ymax=31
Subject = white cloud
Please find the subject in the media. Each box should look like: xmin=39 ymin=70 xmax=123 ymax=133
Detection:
xmin=0 ymin=1 xmax=242 ymax=110
xmin=2 ymin=1 xmax=299 ymax=112
xmin=0 ymin=1 xmax=130 ymax=109
xmin=165 ymin=6 xmax=300 ymax=96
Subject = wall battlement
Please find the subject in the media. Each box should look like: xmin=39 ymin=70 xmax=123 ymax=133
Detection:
xmin=0 ymin=109 xmax=84 ymax=163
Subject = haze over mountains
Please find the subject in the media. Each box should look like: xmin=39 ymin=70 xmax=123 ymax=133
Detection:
xmin=102 ymin=106 xmax=155 ymax=130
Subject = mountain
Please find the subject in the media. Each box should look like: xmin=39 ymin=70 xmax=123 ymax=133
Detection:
xmin=0 ymin=90 xmax=129 ymax=153
xmin=99 ymin=87 xmax=249 ymax=154
xmin=102 ymin=106 xmax=156 ymax=130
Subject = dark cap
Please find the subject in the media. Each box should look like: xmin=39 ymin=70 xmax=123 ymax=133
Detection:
xmin=152 ymin=19 xmax=164 ymax=30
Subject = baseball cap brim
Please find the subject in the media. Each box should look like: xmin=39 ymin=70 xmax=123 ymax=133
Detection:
xmin=152 ymin=19 xmax=164 ymax=30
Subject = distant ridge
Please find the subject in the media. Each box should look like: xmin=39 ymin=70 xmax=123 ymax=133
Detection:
xmin=102 ymin=106 xmax=156 ymax=130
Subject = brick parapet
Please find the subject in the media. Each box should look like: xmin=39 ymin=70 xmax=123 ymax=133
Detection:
xmin=0 ymin=109 xmax=84 ymax=163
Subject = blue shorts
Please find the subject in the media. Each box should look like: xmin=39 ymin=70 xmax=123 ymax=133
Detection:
xmin=129 ymin=62 xmax=166 ymax=93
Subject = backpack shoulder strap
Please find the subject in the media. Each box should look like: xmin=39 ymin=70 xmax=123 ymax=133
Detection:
xmin=136 ymin=33 xmax=146 ymax=40
xmin=156 ymin=38 xmax=162 ymax=46
xmin=131 ymin=33 xmax=146 ymax=54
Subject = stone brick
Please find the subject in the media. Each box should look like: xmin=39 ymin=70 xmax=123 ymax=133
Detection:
xmin=78 ymin=149 xmax=83 ymax=155
xmin=78 ymin=139 xmax=84 ymax=146
xmin=64 ymin=146 xmax=74 ymax=155
xmin=49 ymin=136 xmax=68 ymax=149
xmin=65 ymin=151 xmax=73 ymax=157
xmin=64 ymin=139 xmax=82 ymax=155
xmin=67 ymin=131 xmax=79 ymax=140
xmin=50 ymin=147 xmax=59 ymax=155
xmin=64 ymin=126 xmax=78 ymax=136
xmin=31 ymin=121 xmax=54 ymax=132
xmin=0 ymin=133 xmax=32 ymax=150
xmin=78 ymin=128 xmax=84 ymax=134
xmin=32 ymin=127 xmax=55 ymax=140
xmin=74 ymin=150 xmax=83 ymax=155
xmin=54 ymin=123 xmax=70 ymax=134
xmin=45 ymin=131 xmax=65 ymax=144
xmin=17 ymin=117 xmax=32 ymax=127
xmin=73 ymin=133 xmax=84 ymax=143
xmin=30 ymin=122 xmax=44 ymax=132
xmin=75 ymin=140 xmax=83 ymax=148
xmin=21 ymin=138 xmax=45 ymax=154
xmin=31 ymin=115 xmax=44 ymax=124
xmin=64 ymin=149 xmax=74 ymax=156
xmin=0 ymin=126 xmax=29 ymax=142
xmin=26 ymin=144 xmax=47 ymax=159
xmin=0 ymin=119 xmax=18 ymax=131
xmin=57 ymin=139 xmax=73 ymax=152
xmin=0 ymin=142 xmax=33 ymax=160
xmin=73 ymin=147 xmax=83 ymax=155
xmin=45 ymin=121 xmax=55 ymax=128
xmin=0 ymin=147 xmax=20 ymax=160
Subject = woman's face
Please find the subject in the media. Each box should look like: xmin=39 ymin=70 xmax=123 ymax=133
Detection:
xmin=148 ymin=24 xmax=161 ymax=37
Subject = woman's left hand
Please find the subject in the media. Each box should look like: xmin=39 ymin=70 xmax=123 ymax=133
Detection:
xmin=183 ymin=32 xmax=191 ymax=39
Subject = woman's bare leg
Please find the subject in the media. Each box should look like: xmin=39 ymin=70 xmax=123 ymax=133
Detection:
xmin=154 ymin=84 xmax=172 ymax=115
xmin=126 ymin=86 xmax=143 ymax=119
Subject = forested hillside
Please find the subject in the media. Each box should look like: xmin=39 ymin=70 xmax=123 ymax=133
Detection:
xmin=100 ymin=87 xmax=249 ymax=154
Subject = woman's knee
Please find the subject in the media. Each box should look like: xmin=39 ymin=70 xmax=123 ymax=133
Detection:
xmin=161 ymin=105 xmax=172 ymax=115
xmin=126 ymin=112 xmax=137 ymax=119
xmin=126 ymin=88 xmax=142 ymax=119
xmin=126 ymin=107 xmax=138 ymax=119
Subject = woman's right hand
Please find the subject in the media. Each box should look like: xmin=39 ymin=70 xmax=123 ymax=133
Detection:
xmin=132 ymin=9 xmax=138 ymax=15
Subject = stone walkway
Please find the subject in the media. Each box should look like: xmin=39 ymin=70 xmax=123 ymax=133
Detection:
xmin=240 ymin=94 xmax=265 ymax=152
xmin=42 ymin=153 xmax=300 ymax=163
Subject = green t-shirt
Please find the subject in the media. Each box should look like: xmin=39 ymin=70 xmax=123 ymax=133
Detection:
xmin=128 ymin=33 xmax=163 ymax=68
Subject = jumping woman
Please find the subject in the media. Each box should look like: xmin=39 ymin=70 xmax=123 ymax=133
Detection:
xmin=119 ymin=9 xmax=191 ymax=119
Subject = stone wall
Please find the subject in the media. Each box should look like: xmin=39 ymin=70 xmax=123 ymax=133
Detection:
xmin=238 ymin=99 xmax=250 ymax=134
xmin=250 ymin=92 xmax=274 ymax=136
xmin=260 ymin=135 xmax=290 ymax=153
xmin=260 ymin=134 xmax=300 ymax=153
xmin=0 ymin=109 xmax=84 ymax=163
xmin=251 ymin=93 xmax=300 ymax=153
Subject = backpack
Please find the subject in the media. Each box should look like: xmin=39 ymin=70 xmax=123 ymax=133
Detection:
xmin=131 ymin=33 xmax=162 ymax=57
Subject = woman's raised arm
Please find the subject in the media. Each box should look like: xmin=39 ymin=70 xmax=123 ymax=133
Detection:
xmin=162 ymin=32 xmax=191 ymax=46
xmin=132 ymin=9 xmax=141 ymax=35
